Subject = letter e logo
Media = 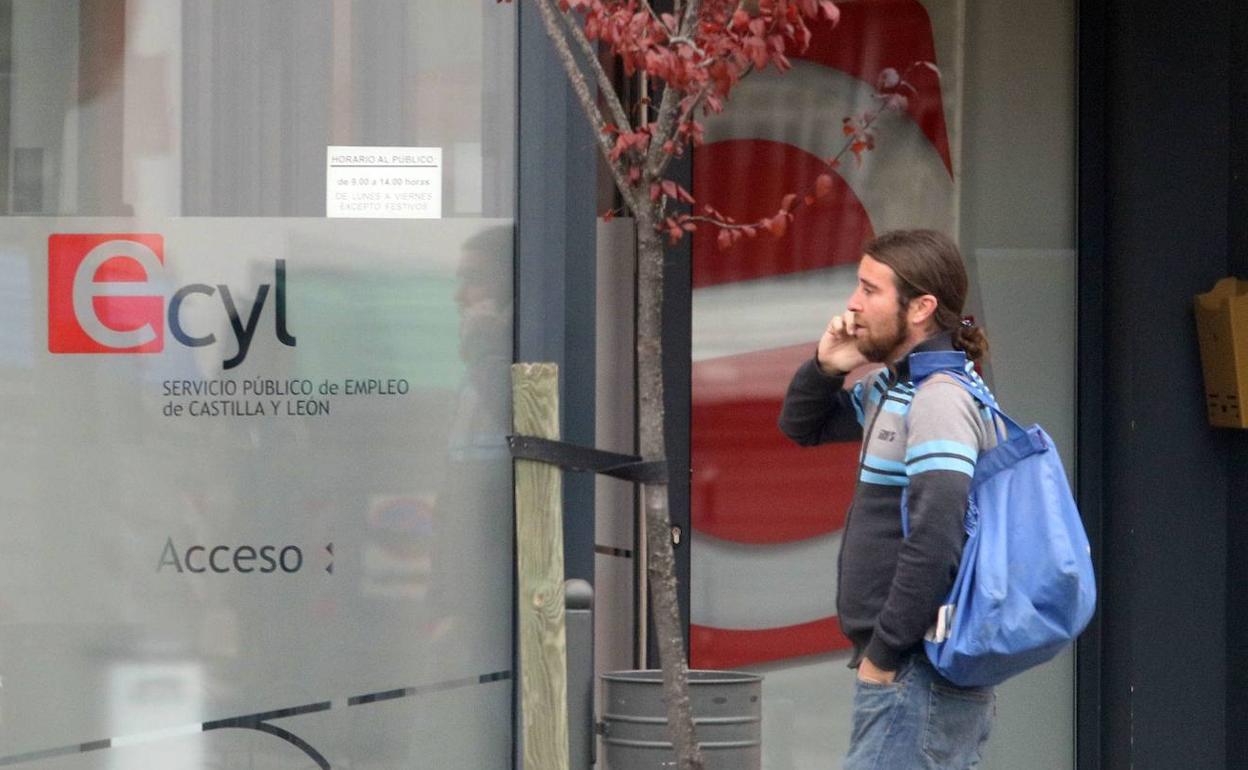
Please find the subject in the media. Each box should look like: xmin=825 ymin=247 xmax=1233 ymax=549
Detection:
xmin=48 ymin=234 xmax=165 ymax=353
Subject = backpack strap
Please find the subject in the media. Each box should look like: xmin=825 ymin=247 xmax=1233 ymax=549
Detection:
xmin=937 ymin=372 xmax=1027 ymax=443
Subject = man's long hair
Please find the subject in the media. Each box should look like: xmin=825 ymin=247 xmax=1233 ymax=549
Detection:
xmin=863 ymin=229 xmax=989 ymax=361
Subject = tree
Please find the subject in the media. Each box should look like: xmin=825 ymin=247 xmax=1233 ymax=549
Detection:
xmin=500 ymin=1 xmax=923 ymax=767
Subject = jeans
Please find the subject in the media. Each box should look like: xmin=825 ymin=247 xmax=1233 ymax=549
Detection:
xmin=843 ymin=654 xmax=995 ymax=770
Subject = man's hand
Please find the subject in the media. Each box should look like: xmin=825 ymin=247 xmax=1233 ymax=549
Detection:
xmin=817 ymin=311 xmax=868 ymax=374
xmin=856 ymin=657 xmax=896 ymax=685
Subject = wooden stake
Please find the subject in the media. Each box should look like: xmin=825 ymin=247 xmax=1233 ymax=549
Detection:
xmin=512 ymin=363 xmax=570 ymax=770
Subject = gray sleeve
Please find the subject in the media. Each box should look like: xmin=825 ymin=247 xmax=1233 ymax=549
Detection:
xmin=864 ymin=378 xmax=985 ymax=671
xmin=777 ymin=356 xmax=864 ymax=446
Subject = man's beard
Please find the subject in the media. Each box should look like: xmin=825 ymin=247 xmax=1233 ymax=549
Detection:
xmin=855 ymin=308 xmax=908 ymax=363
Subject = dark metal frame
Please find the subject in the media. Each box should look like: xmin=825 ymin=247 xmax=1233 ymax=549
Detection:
xmin=1075 ymin=1 xmax=1106 ymax=767
xmin=1227 ymin=7 xmax=1248 ymax=769
xmin=515 ymin=0 xmax=599 ymax=588
xmin=514 ymin=4 xmax=600 ymax=767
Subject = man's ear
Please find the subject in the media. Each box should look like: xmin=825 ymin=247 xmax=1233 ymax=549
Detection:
xmin=908 ymin=294 xmax=938 ymax=327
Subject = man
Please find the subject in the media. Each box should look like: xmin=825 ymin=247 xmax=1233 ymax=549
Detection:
xmin=778 ymin=230 xmax=995 ymax=769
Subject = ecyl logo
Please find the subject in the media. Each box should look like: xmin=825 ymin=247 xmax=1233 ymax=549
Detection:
xmin=48 ymin=233 xmax=296 ymax=369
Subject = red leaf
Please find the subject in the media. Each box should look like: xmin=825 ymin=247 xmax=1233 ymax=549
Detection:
xmin=717 ymin=229 xmax=733 ymax=251
xmin=765 ymin=215 xmax=788 ymax=238
xmin=884 ymin=93 xmax=909 ymax=112
xmin=603 ymin=210 xmax=615 ymax=222
xmin=745 ymin=37 xmax=769 ymax=69
xmin=820 ymin=1 xmax=840 ymax=24
xmin=794 ymin=24 xmax=811 ymax=52
xmin=644 ymin=50 xmax=663 ymax=77
xmin=876 ymin=67 xmax=901 ymax=91
xmin=815 ymin=174 xmax=834 ymax=199
xmin=781 ymin=193 xmax=797 ymax=211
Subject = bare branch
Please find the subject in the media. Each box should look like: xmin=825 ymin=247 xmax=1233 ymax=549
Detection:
xmin=667 ymin=35 xmax=706 ymax=57
xmin=644 ymin=79 xmax=687 ymax=174
xmin=531 ymin=0 xmax=639 ymax=210
xmin=649 ymin=74 xmax=725 ymax=179
xmin=640 ymin=72 xmax=651 ymax=125
xmin=638 ymin=0 xmax=674 ymax=35
xmin=681 ymin=213 xmax=756 ymax=229
xmin=557 ymin=1 xmax=635 ymax=135
xmin=678 ymin=0 xmax=702 ymax=37
xmin=644 ymin=0 xmax=703 ymax=173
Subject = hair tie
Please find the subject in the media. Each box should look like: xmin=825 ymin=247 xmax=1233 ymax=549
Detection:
xmin=960 ymin=317 xmax=974 ymax=329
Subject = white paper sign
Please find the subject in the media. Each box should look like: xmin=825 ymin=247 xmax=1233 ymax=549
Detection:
xmin=326 ymin=146 xmax=442 ymax=219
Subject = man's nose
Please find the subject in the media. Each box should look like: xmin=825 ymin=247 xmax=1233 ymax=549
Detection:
xmin=847 ymin=291 xmax=864 ymax=312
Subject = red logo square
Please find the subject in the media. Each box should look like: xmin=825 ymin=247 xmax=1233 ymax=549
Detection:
xmin=48 ymin=233 xmax=165 ymax=353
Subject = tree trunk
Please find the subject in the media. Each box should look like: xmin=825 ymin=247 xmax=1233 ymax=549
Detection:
xmin=635 ymin=205 xmax=705 ymax=770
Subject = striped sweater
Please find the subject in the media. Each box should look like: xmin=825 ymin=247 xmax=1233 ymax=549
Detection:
xmin=778 ymin=332 xmax=998 ymax=671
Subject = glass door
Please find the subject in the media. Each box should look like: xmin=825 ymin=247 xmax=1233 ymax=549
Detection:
xmin=0 ymin=2 xmax=516 ymax=767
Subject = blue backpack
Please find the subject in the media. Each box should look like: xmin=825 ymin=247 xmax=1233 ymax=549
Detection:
xmin=905 ymin=353 xmax=1097 ymax=688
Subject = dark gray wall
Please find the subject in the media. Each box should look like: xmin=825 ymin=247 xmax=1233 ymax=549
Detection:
xmin=1080 ymin=0 xmax=1235 ymax=767
xmin=516 ymin=2 xmax=598 ymax=585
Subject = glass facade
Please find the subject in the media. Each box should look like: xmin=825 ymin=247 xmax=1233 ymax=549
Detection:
xmin=0 ymin=1 xmax=515 ymax=767
xmin=0 ymin=0 xmax=1089 ymax=767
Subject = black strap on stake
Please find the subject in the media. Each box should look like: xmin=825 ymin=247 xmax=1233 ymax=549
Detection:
xmin=507 ymin=435 xmax=668 ymax=485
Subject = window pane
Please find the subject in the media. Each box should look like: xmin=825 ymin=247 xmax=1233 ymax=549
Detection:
xmin=689 ymin=1 xmax=1076 ymax=767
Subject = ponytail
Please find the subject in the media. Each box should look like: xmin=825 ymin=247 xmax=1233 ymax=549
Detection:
xmin=952 ymin=319 xmax=989 ymax=362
